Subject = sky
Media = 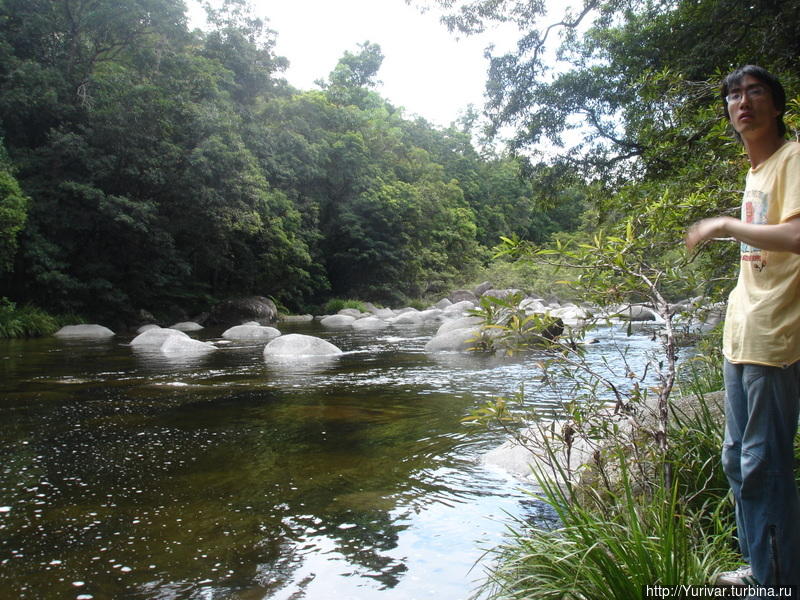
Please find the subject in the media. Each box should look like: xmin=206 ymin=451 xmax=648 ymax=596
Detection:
xmin=186 ymin=0 xmax=520 ymax=129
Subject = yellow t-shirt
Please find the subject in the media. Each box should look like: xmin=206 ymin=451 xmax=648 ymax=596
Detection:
xmin=723 ymin=141 xmax=800 ymax=367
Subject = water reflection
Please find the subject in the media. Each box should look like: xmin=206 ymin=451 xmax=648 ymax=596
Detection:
xmin=263 ymin=354 xmax=342 ymax=376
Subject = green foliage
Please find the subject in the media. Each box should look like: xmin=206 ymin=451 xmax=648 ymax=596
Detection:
xmin=477 ymin=385 xmax=738 ymax=600
xmin=322 ymin=298 xmax=368 ymax=314
xmin=0 ymin=297 xmax=59 ymax=338
xmin=1 ymin=0 xmax=558 ymax=320
xmin=482 ymin=457 xmax=737 ymax=600
xmin=467 ymin=292 xmax=565 ymax=355
xmin=0 ymin=143 xmax=28 ymax=272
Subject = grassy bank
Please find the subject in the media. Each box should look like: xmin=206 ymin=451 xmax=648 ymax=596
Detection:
xmin=477 ymin=356 xmax=751 ymax=600
xmin=0 ymin=298 xmax=67 ymax=338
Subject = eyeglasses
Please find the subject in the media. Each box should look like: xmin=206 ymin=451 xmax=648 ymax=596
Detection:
xmin=725 ymin=85 xmax=767 ymax=104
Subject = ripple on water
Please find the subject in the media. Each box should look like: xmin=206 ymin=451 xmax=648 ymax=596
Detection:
xmin=0 ymin=323 xmax=663 ymax=600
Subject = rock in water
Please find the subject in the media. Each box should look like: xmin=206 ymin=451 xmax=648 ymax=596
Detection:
xmin=54 ymin=324 xmax=115 ymax=338
xmin=351 ymin=317 xmax=389 ymax=330
xmin=169 ymin=321 xmax=204 ymax=332
xmin=207 ymin=296 xmax=278 ymax=326
xmin=160 ymin=335 xmax=216 ymax=356
xmin=424 ymin=327 xmax=481 ymax=352
xmin=222 ymin=324 xmax=281 ymax=341
xmin=319 ymin=315 xmax=356 ymax=328
xmin=263 ymin=334 xmax=343 ymax=358
xmin=130 ymin=328 xmax=189 ymax=348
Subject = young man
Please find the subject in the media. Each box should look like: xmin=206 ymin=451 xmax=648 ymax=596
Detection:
xmin=686 ymin=65 xmax=800 ymax=595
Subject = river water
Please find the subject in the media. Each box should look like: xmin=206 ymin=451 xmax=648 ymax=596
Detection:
xmin=0 ymin=321 xmax=660 ymax=600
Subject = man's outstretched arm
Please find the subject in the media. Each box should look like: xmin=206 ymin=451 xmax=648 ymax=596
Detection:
xmin=686 ymin=215 xmax=800 ymax=254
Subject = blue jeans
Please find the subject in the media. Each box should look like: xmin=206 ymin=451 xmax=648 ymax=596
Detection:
xmin=722 ymin=360 xmax=800 ymax=592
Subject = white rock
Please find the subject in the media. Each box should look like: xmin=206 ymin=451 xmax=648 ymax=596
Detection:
xmin=435 ymin=298 xmax=453 ymax=310
xmin=136 ymin=324 xmax=161 ymax=333
xmin=442 ymin=300 xmax=475 ymax=315
xmin=279 ymin=314 xmax=314 ymax=322
xmin=222 ymin=324 xmax=281 ymax=341
xmin=263 ymin=334 xmax=343 ymax=358
xmin=424 ymin=327 xmax=481 ymax=352
xmin=351 ymin=317 xmax=389 ymax=330
xmin=54 ymin=324 xmax=115 ymax=338
xmin=390 ymin=311 xmax=425 ymax=325
xmin=337 ymin=308 xmax=365 ymax=318
xmin=160 ymin=335 xmax=216 ymax=356
xmin=169 ymin=321 xmax=204 ymax=332
xmin=520 ymin=298 xmax=547 ymax=314
xmin=417 ymin=308 xmax=444 ymax=322
xmin=130 ymin=327 xmax=189 ymax=348
xmin=320 ymin=315 xmax=357 ymax=328
xmin=435 ymin=316 xmax=483 ymax=335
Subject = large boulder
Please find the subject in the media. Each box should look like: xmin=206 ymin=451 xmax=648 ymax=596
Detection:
xmin=436 ymin=316 xmax=483 ymax=335
xmin=160 ymin=335 xmax=216 ymax=356
xmin=449 ymin=290 xmax=478 ymax=304
xmin=612 ymin=304 xmax=657 ymax=321
xmin=222 ymin=324 xmax=281 ymax=341
xmin=481 ymin=288 xmax=523 ymax=299
xmin=279 ymin=314 xmax=314 ymax=323
xmin=130 ymin=327 xmax=190 ymax=348
xmin=417 ymin=308 xmax=444 ymax=322
xmin=390 ymin=311 xmax=425 ymax=325
xmin=263 ymin=334 xmax=343 ymax=358
xmin=442 ymin=300 xmax=475 ymax=316
xmin=424 ymin=327 xmax=481 ymax=352
xmin=320 ymin=314 xmax=357 ymax=328
xmin=434 ymin=298 xmax=453 ymax=310
xmin=170 ymin=321 xmax=204 ymax=332
xmin=206 ymin=296 xmax=278 ymax=326
xmin=351 ymin=316 xmax=390 ymax=330
xmin=473 ymin=281 xmax=494 ymax=297
xmin=520 ymin=298 xmax=547 ymax=314
xmin=54 ymin=324 xmax=115 ymax=338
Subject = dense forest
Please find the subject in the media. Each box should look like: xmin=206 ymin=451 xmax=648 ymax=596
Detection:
xmin=1 ymin=0 xmax=800 ymax=328
xmin=0 ymin=0 xmax=581 ymax=326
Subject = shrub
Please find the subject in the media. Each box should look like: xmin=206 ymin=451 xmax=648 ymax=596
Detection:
xmin=0 ymin=298 xmax=61 ymax=338
xmin=322 ymin=298 xmax=368 ymax=314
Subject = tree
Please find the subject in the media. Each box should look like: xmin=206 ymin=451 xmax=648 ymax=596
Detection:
xmin=0 ymin=141 xmax=28 ymax=273
xmin=321 ymin=41 xmax=385 ymax=109
xmin=426 ymin=0 xmax=800 ymax=182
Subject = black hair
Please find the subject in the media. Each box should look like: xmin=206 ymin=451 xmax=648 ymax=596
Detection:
xmin=721 ymin=65 xmax=787 ymax=139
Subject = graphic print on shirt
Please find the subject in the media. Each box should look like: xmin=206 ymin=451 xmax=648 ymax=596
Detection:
xmin=741 ymin=189 xmax=768 ymax=271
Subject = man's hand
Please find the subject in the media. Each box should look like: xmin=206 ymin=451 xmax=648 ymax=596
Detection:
xmin=686 ymin=216 xmax=800 ymax=254
xmin=685 ymin=217 xmax=733 ymax=250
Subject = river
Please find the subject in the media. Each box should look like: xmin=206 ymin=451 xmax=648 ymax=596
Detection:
xmin=0 ymin=321 xmax=661 ymax=600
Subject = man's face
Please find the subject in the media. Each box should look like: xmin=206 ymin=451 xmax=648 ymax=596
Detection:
xmin=726 ymin=74 xmax=782 ymax=138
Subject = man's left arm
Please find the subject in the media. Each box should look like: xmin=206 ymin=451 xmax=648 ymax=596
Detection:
xmin=686 ymin=215 xmax=800 ymax=253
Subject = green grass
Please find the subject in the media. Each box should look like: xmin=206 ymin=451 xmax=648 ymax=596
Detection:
xmin=483 ymin=463 xmax=736 ymax=600
xmin=478 ymin=381 xmax=741 ymax=600
xmin=322 ymin=298 xmax=369 ymax=314
xmin=0 ymin=298 xmax=62 ymax=338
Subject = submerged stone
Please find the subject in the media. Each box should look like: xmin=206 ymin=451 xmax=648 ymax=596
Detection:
xmin=130 ymin=327 xmax=189 ymax=348
xmin=54 ymin=324 xmax=115 ymax=338
xmin=160 ymin=335 xmax=216 ymax=356
xmin=169 ymin=321 xmax=204 ymax=332
xmin=263 ymin=334 xmax=343 ymax=358
xmin=222 ymin=324 xmax=281 ymax=341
